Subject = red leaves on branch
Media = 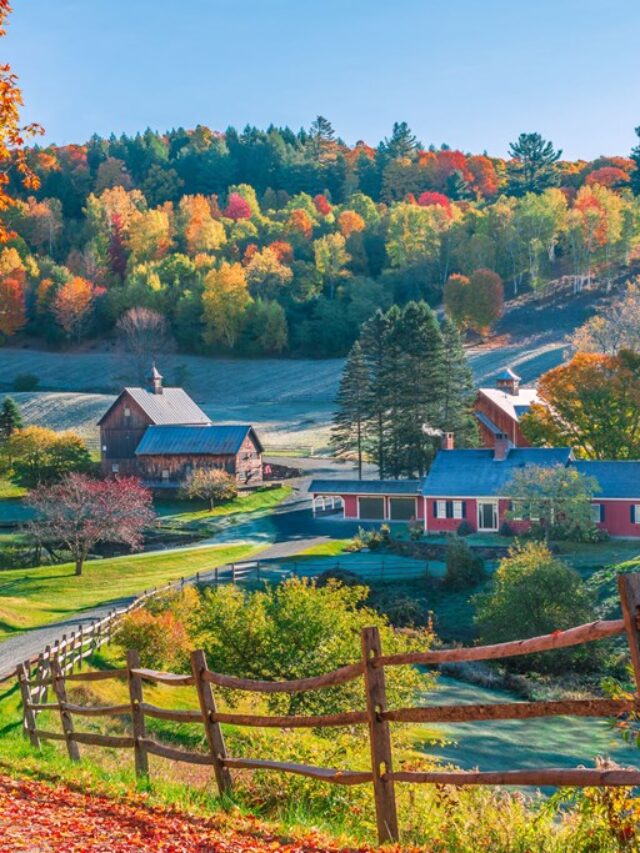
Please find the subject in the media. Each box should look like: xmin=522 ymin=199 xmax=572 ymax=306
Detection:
xmin=313 ymin=194 xmax=331 ymax=216
xmin=417 ymin=191 xmax=451 ymax=210
xmin=0 ymin=267 xmax=26 ymax=336
xmin=0 ymin=774 xmax=388 ymax=852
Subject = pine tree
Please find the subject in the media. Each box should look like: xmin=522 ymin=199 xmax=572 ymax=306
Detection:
xmin=439 ymin=317 xmax=478 ymax=445
xmin=359 ymin=310 xmax=392 ymax=477
xmin=507 ymin=132 xmax=561 ymax=195
xmin=331 ymin=341 xmax=370 ymax=478
xmin=387 ymin=302 xmax=446 ymax=477
xmin=0 ymin=396 xmax=22 ymax=444
xmin=380 ymin=122 xmax=420 ymax=160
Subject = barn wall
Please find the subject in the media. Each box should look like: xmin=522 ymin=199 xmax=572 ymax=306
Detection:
xmin=100 ymin=393 xmax=151 ymax=476
xmin=235 ymin=433 xmax=263 ymax=484
xmin=594 ymin=500 xmax=640 ymax=538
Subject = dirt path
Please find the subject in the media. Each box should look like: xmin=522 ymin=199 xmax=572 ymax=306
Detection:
xmin=0 ymin=774 xmax=377 ymax=852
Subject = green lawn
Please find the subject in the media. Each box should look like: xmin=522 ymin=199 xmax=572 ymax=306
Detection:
xmin=155 ymin=485 xmax=292 ymax=522
xmin=0 ymin=479 xmax=26 ymax=500
xmin=0 ymin=542 xmax=262 ymax=641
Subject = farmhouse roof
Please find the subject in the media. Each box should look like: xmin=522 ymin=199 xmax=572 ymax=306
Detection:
xmin=422 ymin=447 xmax=573 ymax=497
xmin=97 ymin=387 xmax=211 ymax=426
xmin=135 ymin=424 xmax=263 ymax=456
xmin=309 ymin=479 xmax=422 ymax=495
xmin=573 ymin=460 xmax=640 ymax=499
xmin=476 ymin=386 xmax=540 ymax=421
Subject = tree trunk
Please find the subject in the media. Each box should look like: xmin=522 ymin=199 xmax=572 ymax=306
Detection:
xmin=75 ymin=556 xmax=83 ymax=576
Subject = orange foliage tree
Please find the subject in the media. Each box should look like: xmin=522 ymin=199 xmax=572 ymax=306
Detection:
xmin=338 ymin=209 xmax=365 ymax=238
xmin=0 ymin=268 xmax=25 ymax=336
xmin=287 ymin=208 xmax=313 ymax=239
xmin=52 ymin=276 xmax=97 ymax=338
xmin=0 ymin=1 xmax=44 ymax=242
xmin=521 ymin=351 xmax=640 ymax=459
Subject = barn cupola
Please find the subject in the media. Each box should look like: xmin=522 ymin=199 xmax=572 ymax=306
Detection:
xmin=149 ymin=364 xmax=163 ymax=395
xmin=495 ymin=367 xmax=520 ymax=396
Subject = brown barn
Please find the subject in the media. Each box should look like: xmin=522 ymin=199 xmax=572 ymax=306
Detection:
xmin=474 ymin=368 xmax=540 ymax=448
xmin=98 ymin=366 xmax=263 ymax=486
xmin=135 ymin=424 xmax=263 ymax=487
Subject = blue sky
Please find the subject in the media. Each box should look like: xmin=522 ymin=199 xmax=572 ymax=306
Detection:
xmin=6 ymin=0 xmax=640 ymax=159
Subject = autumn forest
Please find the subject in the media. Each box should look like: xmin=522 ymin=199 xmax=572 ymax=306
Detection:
xmin=2 ymin=118 xmax=640 ymax=357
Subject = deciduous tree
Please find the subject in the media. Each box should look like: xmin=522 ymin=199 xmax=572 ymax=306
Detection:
xmin=202 ymin=261 xmax=251 ymax=349
xmin=181 ymin=467 xmax=237 ymax=510
xmin=521 ymin=351 xmax=640 ymax=459
xmin=26 ymin=473 xmax=155 ymax=575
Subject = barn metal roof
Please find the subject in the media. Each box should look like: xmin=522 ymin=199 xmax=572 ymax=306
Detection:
xmin=98 ymin=387 xmax=211 ymax=426
xmin=422 ymin=448 xmax=573 ymax=497
xmin=476 ymin=386 xmax=539 ymax=422
xmin=573 ymin=461 xmax=640 ymax=499
xmin=309 ymin=479 xmax=422 ymax=496
xmin=135 ymin=424 xmax=263 ymax=456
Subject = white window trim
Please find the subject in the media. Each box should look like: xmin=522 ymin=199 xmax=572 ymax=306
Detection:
xmin=634 ymin=505 xmax=640 ymax=524
xmin=436 ymin=500 xmax=447 ymax=519
xmin=591 ymin=503 xmax=603 ymax=524
xmin=453 ymin=500 xmax=463 ymax=520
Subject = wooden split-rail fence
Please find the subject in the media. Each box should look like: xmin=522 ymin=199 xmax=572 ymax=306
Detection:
xmin=16 ymin=572 xmax=640 ymax=845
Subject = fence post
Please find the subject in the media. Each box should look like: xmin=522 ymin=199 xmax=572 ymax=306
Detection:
xmin=17 ymin=663 xmax=40 ymax=748
xmin=51 ymin=656 xmax=80 ymax=762
xmin=231 ymin=564 xmax=236 ymax=584
xmin=60 ymin=634 xmax=67 ymax=671
xmin=42 ymin=646 xmax=51 ymax=704
xmin=126 ymin=649 xmax=149 ymax=777
xmin=214 ymin=567 xmax=219 ymax=588
xmin=618 ymin=573 xmax=640 ymax=690
xmin=190 ymin=649 xmax=233 ymax=796
xmin=361 ymin=627 xmax=399 ymax=845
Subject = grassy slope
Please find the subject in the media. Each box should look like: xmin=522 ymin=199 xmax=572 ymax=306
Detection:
xmin=156 ymin=485 xmax=292 ymax=522
xmin=0 ymin=542 xmax=261 ymax=641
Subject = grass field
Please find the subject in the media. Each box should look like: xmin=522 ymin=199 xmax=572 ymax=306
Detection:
xmin=0 ymin=542 xmax=262 ymax=641
xmin=156 ymin=485 xmax=292 ymax=522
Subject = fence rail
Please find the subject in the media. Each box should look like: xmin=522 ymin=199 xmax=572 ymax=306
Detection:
xmin=16 ymin=571 xmax=640 ymax=845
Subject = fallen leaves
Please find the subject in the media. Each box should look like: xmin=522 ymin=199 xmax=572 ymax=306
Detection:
xmin=0 ymin=774 xmax=386 ymax=852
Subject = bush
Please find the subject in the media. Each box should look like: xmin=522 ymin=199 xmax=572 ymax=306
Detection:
xmin=116 ymin=608 xmax=191 ymax=671
xmin=474 ymin=541 xmax=598 ymax=673
xmin=444 ymin=536 xmax=485 ymax=590
xmin=499 ymin=520 xmax=514 ymax=537
xmin=407 ymin=518 xmax=423 ymax=540
xmin=193 ymin=577 xmax=433 ymax=716
xmin=456 ymin=519 xmax=474 ymax=537
xmin=13 ymin=373 xmax=39 ymax=391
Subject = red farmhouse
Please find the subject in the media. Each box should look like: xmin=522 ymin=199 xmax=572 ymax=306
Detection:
xmin=310 ymin=436 xmax=640 ymax=538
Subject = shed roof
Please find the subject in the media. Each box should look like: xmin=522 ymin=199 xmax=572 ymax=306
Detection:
xmin=135 ymin=424 xmax=262 ymax=456
xmin=422 ymin=447 xmax=573 ymax=497
xmin=573 ymin=460 xmax=640 ymax=499
xmin=309 ymin=479 xmax=422 ymax=496
xmin=98 ymin=387 xmax=211 ymax=427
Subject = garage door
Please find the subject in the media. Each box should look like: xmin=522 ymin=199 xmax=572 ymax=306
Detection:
xmin=358 ymin=497 xmax=385 ymax=520
xmin=389 ymin=497 xmax=416 ymax=521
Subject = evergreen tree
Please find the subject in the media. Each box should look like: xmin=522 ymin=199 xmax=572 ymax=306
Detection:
xmin=379 ymin=121 xmax=420 ymax=161
xmin=507 ymin=132 xmax=561 ymax=195
xmin=0 ymin=396 xmax=22 ymax=444
xmin=331 ymin=341 xmax=369 ymax=478
xmin=359 ymin=310 xmax=392 ymax=477
xmin=386 ymin=302 xmax=446 ymax=477
xmin=439 ymin=317 xmax=478 ymax=445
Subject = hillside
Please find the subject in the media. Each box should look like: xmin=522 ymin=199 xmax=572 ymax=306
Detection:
xmin=0 ymin=278 xmax=609 ymax=451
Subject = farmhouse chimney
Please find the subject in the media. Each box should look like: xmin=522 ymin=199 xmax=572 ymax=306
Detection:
xmin=496 ymin=368 xmax=520 ymax=396
xmin=494 ymin=432 xmax=510 ymax=461
xmin=149 ymin=364 xmax=163 ymax=395
xmin=441 ymin=432 xmax=455 ymax=451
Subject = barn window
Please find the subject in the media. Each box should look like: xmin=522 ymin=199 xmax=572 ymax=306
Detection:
xmin=162 ymin=469 xmax=170 ymax=480
xmin=435 ymin=500 xmax=447 ymax=519
xmin=111 ymin=463 xmax=119 ymax=473
xmin=591 ymin=503 xmax=604 ymax=524
xmin=632 ymin=505 xmax=640 ymax=524
xmin=453 ymin=500 xmax=463 ymax=519
xmin=124 ymin=407 xmax=131 ymax=417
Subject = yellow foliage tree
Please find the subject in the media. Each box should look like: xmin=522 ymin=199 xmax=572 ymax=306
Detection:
xmin=202 ymin=261 xmax=251 ymax=349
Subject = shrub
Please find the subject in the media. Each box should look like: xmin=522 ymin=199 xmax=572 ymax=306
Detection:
xmin=180 ymin=467 xmax=237 ymax=509
xmin=499 ymin=520 xmax=514 ymax=537
xmin=192 ymin=577 xmax=433 ymax=716
xmin=13 ymin=373 xmax=39 ymax=391
xmin=456 ymin=519 xmax=474 ymax=537
xmin=444 ymin=536 xmax=485 ymax=590
xmin=474 ymin=541 xmax=598 ymax=673
xmin=408 ymin=518 xmax=423 ymax=540
xmin=116 ymin=608 xmax=191 ymax=671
